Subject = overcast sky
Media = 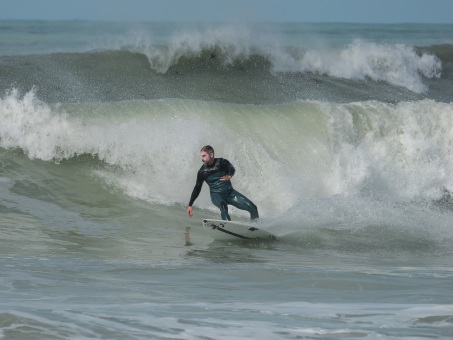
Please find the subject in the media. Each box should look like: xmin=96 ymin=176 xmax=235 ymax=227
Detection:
xmin=1 ymin=0 xmax=452 ymax=23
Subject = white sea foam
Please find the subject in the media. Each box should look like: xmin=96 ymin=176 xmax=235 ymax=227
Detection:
xmin=0 ymin=88 xmax=74 ymax=160
xmin=2 ymin=301 xmax=453 ymax=339
xmin=324 ymin=100 xmax=453 ymax=200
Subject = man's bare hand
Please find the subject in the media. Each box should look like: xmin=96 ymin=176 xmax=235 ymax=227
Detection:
xmin=187 ymin=206 xmax=193 ymax=217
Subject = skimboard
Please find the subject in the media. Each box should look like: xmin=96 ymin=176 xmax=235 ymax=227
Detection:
xmin=202 ymin=219 xmax=276 ymax=241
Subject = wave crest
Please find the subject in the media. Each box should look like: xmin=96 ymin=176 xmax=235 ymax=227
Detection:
xmin=1 ymin=89 xmax=452 ymax=209
xmin=125 ymin=26 xmax=442 ymax=93
xmin=0 ymin=88 xmax=74 ymax=160
xmin=285 ymin=40 xmax=442 ymax=93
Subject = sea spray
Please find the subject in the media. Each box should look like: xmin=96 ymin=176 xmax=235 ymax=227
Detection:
xmin=324 ymin=100 xmax=453 ymax=200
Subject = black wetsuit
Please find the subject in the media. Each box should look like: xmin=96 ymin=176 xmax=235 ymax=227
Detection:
xmin=188 ymin=158 xmax=259 ymax=221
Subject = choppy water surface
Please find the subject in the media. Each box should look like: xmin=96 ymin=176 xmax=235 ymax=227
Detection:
xmin=1 ymin=21 xmax=453 ymax=339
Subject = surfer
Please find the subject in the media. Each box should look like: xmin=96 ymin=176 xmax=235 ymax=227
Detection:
xmin=187 ymin=145 xmax=259 ymax=221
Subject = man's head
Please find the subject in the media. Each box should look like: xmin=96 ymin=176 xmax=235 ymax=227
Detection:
xmin=200 ymin=145 xmax=215 ymax=165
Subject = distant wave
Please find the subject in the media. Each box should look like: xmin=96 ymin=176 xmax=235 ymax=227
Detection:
xmin=121 ymin=27 xmax=443 ymax=93
xmin=0 ymin=38 xmax=450 ymax=104
xmin=1 ymin=22 xmax=450 ymax=100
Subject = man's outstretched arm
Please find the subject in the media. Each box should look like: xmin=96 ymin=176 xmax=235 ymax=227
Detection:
xmin=187 ymin=175 xmax=203 ymax=217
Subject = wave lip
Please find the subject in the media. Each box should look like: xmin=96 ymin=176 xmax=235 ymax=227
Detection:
xmin=284 ymin=40 xmax=441 ymax=93
xmin=0 ymin=88 xmax=75 ymax=161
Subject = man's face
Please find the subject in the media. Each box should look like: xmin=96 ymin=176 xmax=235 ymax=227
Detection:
xmin=200 ymin=151 xmax=214 ymax=165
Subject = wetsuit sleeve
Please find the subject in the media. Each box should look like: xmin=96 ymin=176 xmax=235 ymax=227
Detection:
xmin=188 ymin=172 xmax=203 ymax=206
xmin=220 ymin=158 xmax=236 ymax=177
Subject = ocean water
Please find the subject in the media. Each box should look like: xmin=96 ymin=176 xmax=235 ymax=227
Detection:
xmin=1 ymin=20 xmax=453 ymax=339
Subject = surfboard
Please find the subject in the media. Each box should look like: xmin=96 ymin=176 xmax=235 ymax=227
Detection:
xmin=202 ymin=219 xmax=277 ymax=241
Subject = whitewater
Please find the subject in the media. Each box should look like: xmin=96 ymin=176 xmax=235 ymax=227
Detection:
xmin=1 ymin=21 xmax=453 ymax=339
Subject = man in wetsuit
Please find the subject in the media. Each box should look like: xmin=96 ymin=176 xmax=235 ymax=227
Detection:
xmin=187 ymin=145 xmax=259 ymax=221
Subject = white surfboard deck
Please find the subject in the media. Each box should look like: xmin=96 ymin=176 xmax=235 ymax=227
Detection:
xmin=202 ymin=219 xmax=277 ymax=241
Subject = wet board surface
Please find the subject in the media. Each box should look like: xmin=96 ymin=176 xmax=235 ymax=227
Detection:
xmin=202 ymin=219 xmax=277 ymax=241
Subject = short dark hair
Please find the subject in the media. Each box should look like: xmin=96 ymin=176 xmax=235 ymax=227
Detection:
xmin=201 ymin=145 xmax=214 ymax=154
